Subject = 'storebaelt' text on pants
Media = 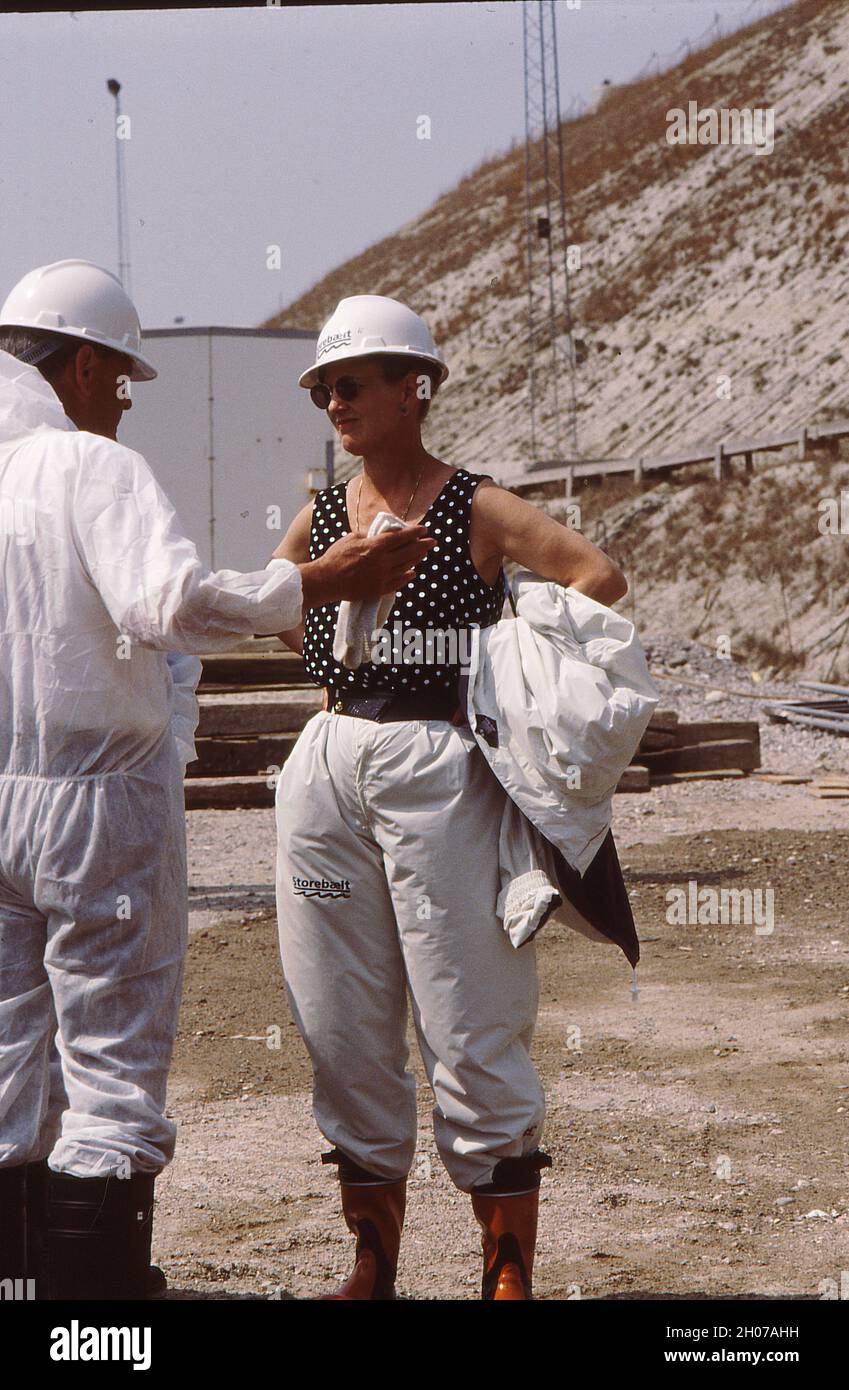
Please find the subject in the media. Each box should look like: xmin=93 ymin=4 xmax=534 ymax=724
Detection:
xmin=275 ymin=710 xmax=544 ymax=1191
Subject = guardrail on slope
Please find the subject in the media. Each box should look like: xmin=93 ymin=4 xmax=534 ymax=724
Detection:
xmin=502 ymin=419 xmax=849 ymax=496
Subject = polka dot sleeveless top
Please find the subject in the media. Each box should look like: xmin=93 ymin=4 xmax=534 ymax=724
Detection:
xmin=302 ymin=468 xmax=506 ymax=696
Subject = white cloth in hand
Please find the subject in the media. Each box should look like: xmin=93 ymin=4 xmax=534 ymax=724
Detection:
xmin=333 ymin=510 xmax=408 ymax=669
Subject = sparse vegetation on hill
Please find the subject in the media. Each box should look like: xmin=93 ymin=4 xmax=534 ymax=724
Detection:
xmin=547 ymin=453 xmax=849 ymax=683
xmin=265 ymin=0 xmax=848 ymax=680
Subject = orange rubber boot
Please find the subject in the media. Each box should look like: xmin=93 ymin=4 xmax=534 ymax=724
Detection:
xmin=471 ymin=1188 xmax=540 ymax=1300
xmin=322 ymin=1179 xmax=406 ymax=1300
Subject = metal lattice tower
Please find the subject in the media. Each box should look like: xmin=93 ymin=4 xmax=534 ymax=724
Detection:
xmin=522 ymin=0 xmax=578 ymax=467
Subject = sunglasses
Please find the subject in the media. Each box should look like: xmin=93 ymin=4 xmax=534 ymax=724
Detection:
xmin=310 ymin=375 xmax=364 ymax=410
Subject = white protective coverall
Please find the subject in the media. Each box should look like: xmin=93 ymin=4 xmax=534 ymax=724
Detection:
xmin=465 ymin=573 xmax=660 ymax=950
xmin=0 ymin=350 xmax=304 ymax=1176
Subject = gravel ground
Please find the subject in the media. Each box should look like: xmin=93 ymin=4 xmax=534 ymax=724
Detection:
xmin=168 ymin=649 xmax=849 ymax=1300
xmin=165 ymin=817 xmax=849 ymax=1302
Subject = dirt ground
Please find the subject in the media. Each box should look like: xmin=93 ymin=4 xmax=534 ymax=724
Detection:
xmin=154 ymin=778 xmax=849 ymax=1301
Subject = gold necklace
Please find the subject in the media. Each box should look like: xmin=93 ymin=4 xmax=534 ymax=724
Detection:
xmin=356 ymin=466 xmax=427 ymax=533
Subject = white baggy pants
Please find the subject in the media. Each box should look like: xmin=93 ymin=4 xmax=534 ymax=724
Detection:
xmin=274 ymin=711 xmax=544 ymax=1192
xmin=0 ymin=736 xmax=187 ymax=1176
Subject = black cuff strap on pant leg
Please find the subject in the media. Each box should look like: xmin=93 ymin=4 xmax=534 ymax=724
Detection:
xmin=321 ymin=1147 xmax=394 ymax=1185
xmin=472 ymin=1149 xmax=553 ymax=1196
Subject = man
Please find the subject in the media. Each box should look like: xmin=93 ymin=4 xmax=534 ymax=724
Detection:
xmin=0 ymin=259 xmax=435 ymax=1300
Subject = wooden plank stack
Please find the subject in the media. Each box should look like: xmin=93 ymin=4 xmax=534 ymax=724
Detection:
xmin=186 ymin=650 xmax=320 ymax=809
xmin=805 ymin=775 xmax=849 ymax=800
xmin=614 ymin=708 xmax=761 ymax=793
xmin=184 ymin=650 xmax=762 ymax=807
xmin=750 ymin=772 xmax=849 ymax=799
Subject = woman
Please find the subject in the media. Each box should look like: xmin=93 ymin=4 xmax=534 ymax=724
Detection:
xmin=271 ymin=295 xmax=627 ymax=1300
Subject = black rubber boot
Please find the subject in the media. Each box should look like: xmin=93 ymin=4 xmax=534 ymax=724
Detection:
xmin=46 ymin=1170 xmax=167 ymax=1301
xmin=24 ymin=1159 xmax=50 ymax=1299
xmin=0 ymin=1165 xmax=27 ymax=1297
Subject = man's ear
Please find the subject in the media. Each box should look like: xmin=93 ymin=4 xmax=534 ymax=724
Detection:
xmin=70 ymin=344 xmax=99 ymax=396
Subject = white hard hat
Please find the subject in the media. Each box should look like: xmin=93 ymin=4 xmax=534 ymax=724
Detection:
xmin=0 ymin=259 xmax=157 ymax=381
xmin=298 ymin=294 xmax=448 ymax=389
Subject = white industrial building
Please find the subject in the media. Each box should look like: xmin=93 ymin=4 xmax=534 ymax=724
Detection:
xmin=119 ymin=327 xmax=334 ymax=571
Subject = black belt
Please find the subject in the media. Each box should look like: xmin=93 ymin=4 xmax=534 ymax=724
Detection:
xmin=326 ymin=686 xmax=461 ymax=723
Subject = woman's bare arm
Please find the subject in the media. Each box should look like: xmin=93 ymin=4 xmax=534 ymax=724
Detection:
xmin=471 ymin=484 xmax=627 ymax=606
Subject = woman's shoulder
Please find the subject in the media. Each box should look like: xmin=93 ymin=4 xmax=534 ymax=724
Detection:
xmin=453 ymin=469 xmax=502 ymax=507
xmin=443 ymin=466 xmax=499 ymax=491
xmin=455 ymin=467 xmax=498 ymax=485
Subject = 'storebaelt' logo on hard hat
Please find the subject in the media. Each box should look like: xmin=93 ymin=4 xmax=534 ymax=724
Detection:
xmin=298 ymin=295 xmax=447 ymax=390
xmin=316 ymin=330 xmax=352 ymax=360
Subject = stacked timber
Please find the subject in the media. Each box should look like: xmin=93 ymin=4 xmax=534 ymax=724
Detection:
xmin=185 ymin=650 xmax=320 ymax=809
xmin=198 ymin=650 xmax=307 ymax=689
xmin=184 ymin=649 xmax=761 ymax=807
xmin=616 ymin=708 xmax=760 ymax=793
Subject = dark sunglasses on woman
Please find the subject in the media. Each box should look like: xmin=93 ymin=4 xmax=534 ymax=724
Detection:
xmin=310 ymin=377 xmax=361 ymax=410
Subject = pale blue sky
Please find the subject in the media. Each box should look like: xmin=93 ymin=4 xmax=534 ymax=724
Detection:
xmin=0 ymin=0 xmax=790 ymax=330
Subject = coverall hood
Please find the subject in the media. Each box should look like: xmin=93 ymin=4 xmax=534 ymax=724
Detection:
xmin=0 ymin=347 xmax=76 ymax=442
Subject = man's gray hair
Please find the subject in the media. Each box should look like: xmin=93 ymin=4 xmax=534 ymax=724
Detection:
xmin=0 ymin=326 xmax=88 ymax=381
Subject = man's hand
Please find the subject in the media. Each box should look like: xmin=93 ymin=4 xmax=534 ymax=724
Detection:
xmin=299 ymin=526 xmax=436 ymax=608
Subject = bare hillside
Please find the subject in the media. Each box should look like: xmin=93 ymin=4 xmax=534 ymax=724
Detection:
xmin=550 ymin=455 xmax=849 ymax=684
xmin=266 ymin=0 xmax=847 ymax=475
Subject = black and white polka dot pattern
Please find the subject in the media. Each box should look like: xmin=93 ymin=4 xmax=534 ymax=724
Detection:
xmin=303 ymin=468 xmax=506 ymax=695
